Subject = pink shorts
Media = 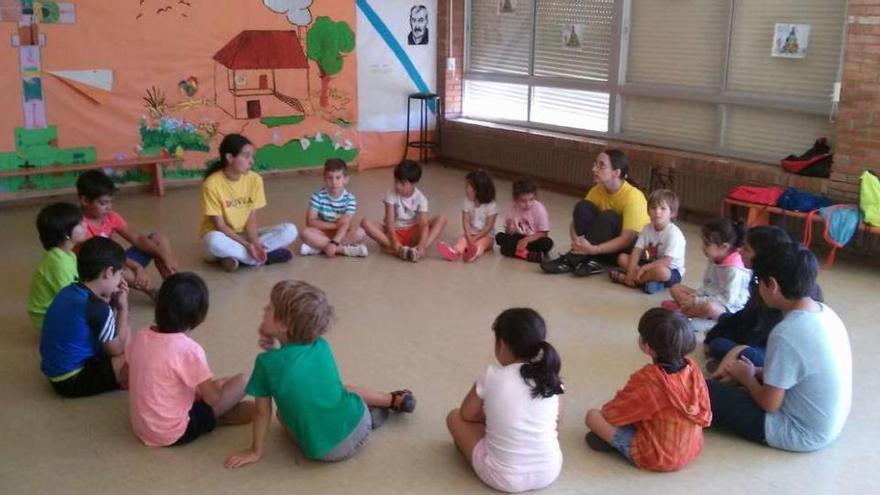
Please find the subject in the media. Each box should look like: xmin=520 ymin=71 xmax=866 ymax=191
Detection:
xmin=471 ymin=439 xmax=561 ymax=493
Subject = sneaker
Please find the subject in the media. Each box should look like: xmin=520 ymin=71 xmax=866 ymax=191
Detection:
xmin=299 ymin=243 xmax=320 ymax=256
xmin=397 ymin=246 xmax=410 ymax=260
xmin=462 ymin=244 xmax=479 ymax=262
xmin=661 ymin=300 xmax=682 ymax=312
xmin=642 ymin=280 xmax=665 ymax=294
xmin=220 ymin=257 xmax=239 ymax=272
xmin=436 ymin=241 xmax=460 ymax=261
xmin=266 ymin=248 xmax=293 ymax=265
xmin=525 ymin=251 xmax=545 ymax=263
xmin=407 ymin=246 xmax=421 ymax=263
xmin=340 ymin=243 xmax=368 ymax=257
xmin=585 ymin=432 xmax=616 ymax=452
xmin=573 ymin=259 xmax=607 ymax=278
xmin=540 ymin=253 xmax=575 ymax=274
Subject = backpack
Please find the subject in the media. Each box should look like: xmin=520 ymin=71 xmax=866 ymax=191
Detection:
xmin=804 ymin=205 xmax=862 ymax=268
xmin=726 ymin=186 xmax=785 ymax=206
xmin=860 ymin=170 xmax=880 ymax=226
xmin=781 ymin=138 xmax=833 ymax=178
xmin=777 ymin=187 xmax=834 ymax=212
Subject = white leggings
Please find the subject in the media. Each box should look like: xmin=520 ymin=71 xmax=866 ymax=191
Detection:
xmin=202 ymin=223 xmax=298 ymax=265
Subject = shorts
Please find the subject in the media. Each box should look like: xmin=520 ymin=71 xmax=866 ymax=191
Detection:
xmin=638 ymin=259 xmax=682 ymax=286
xmin=318 ymin=404 xmax=372 ymax=462
xmin=394 ymin=225 xmax=420 ymax=247
xmin=172 ymin=401 xmax=217 ymax=446
xmin=611 ymin=424 xmax=636 ymax=462
xmin=126 ymin=246 xmax=152 ymax=267
xmin=471 ymin=438 xmax=561 ymax=493
xmin=50 ymin=354 xmax=119 ymax=398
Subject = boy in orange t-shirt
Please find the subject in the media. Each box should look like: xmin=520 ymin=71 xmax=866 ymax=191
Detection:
xmin=585 ymin=308 xmax=712 ymax=472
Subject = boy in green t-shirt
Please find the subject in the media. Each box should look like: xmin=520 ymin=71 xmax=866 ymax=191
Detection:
xmin=225 ymin=280 xmax=416 ymax=467
xmin=27 ymin=203 xmax=88 ymax=330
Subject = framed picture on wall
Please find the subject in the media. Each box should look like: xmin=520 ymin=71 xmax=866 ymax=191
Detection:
xmin=772 ymin=23 xmax=810 ymax=59
xmin=498 ymin=0 xmax=516 ymax=15
xmin=562 ymin=24 xmax=586 ymax=51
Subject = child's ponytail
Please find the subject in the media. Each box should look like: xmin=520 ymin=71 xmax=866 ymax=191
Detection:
xmin=492 ymin=308 xmax=564 ymax=399
xmin=204 ymin=133 xmax=252 ymax=179
xmin=702 ymin=217 xmax=746 ymax=249
xmin=520 ymin=341 xmax=564 ymax=398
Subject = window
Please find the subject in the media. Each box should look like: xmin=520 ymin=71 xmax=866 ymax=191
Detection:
xmin=464 ymin=0 xmax=616 ymax=131
xmin=464 ymin=0 xmax=847 ymax=163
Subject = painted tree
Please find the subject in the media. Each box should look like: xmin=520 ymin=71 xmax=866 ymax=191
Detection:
xmin=306 ymin=17 xmax=355 ymax=108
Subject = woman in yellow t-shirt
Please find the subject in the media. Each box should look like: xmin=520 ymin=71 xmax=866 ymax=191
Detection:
xmin=541 ymin=149 xmax=649 ymax=277
xmin=200 ymin=134 xmax=298 ymax=272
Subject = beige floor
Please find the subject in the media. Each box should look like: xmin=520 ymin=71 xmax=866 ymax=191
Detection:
xmin=0 ymin=164 xmax=876 ymax=494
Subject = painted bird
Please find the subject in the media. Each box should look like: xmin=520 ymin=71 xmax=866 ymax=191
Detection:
xmin=178 ymin=76 xmax=198 ymax=98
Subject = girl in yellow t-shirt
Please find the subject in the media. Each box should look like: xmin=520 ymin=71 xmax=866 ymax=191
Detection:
xmin=200 ymin=134 xmax=298 ymax=272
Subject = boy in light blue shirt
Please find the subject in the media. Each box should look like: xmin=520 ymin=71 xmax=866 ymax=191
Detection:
xmin=706 ymin=243 xmax=851 ymax=452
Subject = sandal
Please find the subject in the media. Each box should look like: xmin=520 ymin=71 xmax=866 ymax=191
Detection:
xmin=608 ymin=269 xmax=627 ymax=284
xmin=389 ymin=389 xmax=416 ymax=413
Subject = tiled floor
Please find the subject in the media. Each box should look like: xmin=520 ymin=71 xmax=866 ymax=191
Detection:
xmin=1 ymin=163 xmax=875 ymax=494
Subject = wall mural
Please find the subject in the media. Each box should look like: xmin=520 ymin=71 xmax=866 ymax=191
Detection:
xmin=0 ymin=0 xmax=359 ymax=194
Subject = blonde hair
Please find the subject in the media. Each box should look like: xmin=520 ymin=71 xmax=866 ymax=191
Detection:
xmin=270 ymin=280 xmax=334 ymax=343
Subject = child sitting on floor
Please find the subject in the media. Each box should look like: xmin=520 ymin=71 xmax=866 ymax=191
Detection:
xmin=76 ymin=169 xmax=179 ymax=297
xmin=224 ymin=280 xmax=416 ymax=467
xmin=27 ymin=202 xmax=87 ymax=330
xmin=610 ymin=189 xmax=685 ymax=294
xmin=299 ymin=158 xmax=368 ymax=257
xmin=704 ymin=225 xmax=824 ymax=377
xmin=668 ymin=218 xmax=751 ymax=319
xmin=446 ymin=308 xmax=563 ymax=493
xmin=495 ymin=178 xmax=553 ymax=263
xmin=361 ymin=159 xmax=446 ymax=262
xmin=438 ymin=169 xmax=498 ymax=262
xmin=707 ymin=243 xmax=851 ymax=452
xmin=128 ymin=272 xmax=253 ymax=447
xmin=39 ymin=237 xmax=131 ymax=397
xmin=585 ymin=308 xmax=711 ymax=472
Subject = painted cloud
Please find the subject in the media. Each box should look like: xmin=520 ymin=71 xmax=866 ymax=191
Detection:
xmin=263 ymin=0 xmax=313 ymax=26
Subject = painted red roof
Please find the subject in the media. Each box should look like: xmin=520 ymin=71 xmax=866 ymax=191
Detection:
xmin=214 ymin=30 xmax=308 ymax=70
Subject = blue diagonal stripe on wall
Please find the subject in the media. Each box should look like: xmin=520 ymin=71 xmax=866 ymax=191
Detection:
xmin=356 ymin=0 xmax=436 ymax=113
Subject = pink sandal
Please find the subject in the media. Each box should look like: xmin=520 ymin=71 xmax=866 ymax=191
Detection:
xmin=436 ymin=242 xmax=460 ymax=261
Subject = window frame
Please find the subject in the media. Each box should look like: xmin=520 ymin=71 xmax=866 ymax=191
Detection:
xmin=462 ymin=0 xmax=844 ymax=164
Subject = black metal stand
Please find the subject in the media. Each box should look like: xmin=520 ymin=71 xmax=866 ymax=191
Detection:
xmin=404 ymin=92 xmax=442 ymax=163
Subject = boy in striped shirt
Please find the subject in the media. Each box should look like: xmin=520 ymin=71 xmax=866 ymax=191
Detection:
xmin=300 ymin=159 xmax=368 ymax=257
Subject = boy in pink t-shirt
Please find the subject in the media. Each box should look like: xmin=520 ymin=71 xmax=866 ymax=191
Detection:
xmin=495 ymin=178 xmax=554 ymax=263
xmin=127 ymin=273 xmax=252 ymax=447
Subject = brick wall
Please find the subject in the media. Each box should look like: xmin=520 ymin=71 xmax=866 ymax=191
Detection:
xmin=436 ymin=0 xmax=464 ymax=117
xmin=831 ymin=3 xmax=880 ymax=200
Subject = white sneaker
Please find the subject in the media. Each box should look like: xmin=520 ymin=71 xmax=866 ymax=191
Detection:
xmin=341 ymin=243 xmax=369 ymax=257
xmin=299 ymin=243 xmax=321 ymax=256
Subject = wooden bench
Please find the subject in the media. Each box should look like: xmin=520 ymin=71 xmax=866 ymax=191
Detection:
xmin=0 ymin=157 xmax=180 ymax=197
xmin=723 ymin=197 xmax=880 ymax=267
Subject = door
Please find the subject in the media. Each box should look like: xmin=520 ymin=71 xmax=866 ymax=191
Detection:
xmin=246 ymin=100 xmax=261 ymax=119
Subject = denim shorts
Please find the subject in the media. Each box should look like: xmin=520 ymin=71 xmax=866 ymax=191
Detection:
xmin=612 ymin=425 xmax=636 ymax=462
xmin=317 ymin=403 xmax=372 ymax=462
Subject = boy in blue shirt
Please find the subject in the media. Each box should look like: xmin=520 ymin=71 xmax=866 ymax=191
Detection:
xmin=40 ymin=237 xmax=131 ymax=397
xmin=299 ymin=159 xmax=368 ymax=257
xmin=707 ymin=243 xmax=851 ymax=451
